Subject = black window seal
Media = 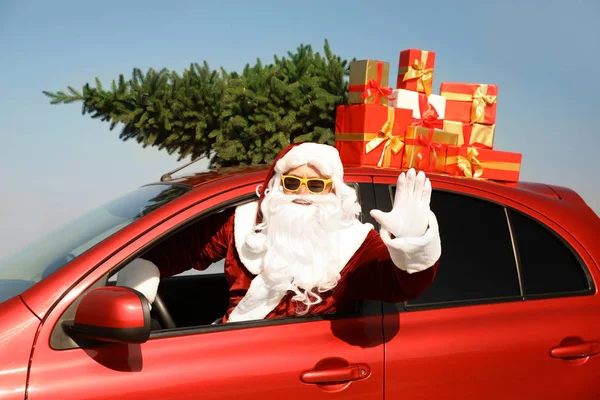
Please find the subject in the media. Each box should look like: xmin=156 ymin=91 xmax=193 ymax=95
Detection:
xmin=149 ymin=309 xmax=362 ymax=340
xmin=403 ymin=295 xmax=524 ymax=312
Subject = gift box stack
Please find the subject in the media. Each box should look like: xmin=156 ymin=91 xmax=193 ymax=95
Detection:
xmin=334 ymin=48 xmax=523 ymax=182
xmin=334 ymin=60 xmax=413 ymax=169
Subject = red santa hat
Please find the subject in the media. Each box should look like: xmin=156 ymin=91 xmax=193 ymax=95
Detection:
xmin=255 ymin=142 xmax=344 ymax=222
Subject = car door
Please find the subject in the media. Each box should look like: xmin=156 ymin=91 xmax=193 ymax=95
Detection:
xmin=27 ymin=177 xmax=386 ymax=400
xmin=373 ymin=177 xmax=600 ymax=400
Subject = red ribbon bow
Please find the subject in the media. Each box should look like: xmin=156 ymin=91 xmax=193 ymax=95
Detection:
xmin=413 ymin=95 xmax=441 ymax=129
xmin=360 ymin=79 xmax=395 ymax=104
xmin=416 ymin=130 xmax=444 ymax=171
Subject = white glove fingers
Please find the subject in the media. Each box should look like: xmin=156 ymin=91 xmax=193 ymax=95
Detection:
xmin=394 ymin=172 xmax=406 ymax=207
xmin=406 ymin=168 xmax=417 ymax=196
xmin=414 ymin=170 xmax=426 ymax=199
xmin=422 ymin=177 xmax=432 ymax=205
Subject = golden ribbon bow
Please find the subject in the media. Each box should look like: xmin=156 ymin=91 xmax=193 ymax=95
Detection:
xmin=365 ymin=107 xmax=404 ymax=167
xmin=401 ymin=51 xmax=434 ymax=96
xmin=457 ymin=147 xmax=484 ymax=179
xmin=471 ymin=84 xmax=497 ymax=124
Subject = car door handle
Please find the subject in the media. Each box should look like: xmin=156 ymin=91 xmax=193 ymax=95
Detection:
xmin=300 ymin=364 xmax=370 ymax=384
xmin=550 ymin=342 xmax=600 ymax=359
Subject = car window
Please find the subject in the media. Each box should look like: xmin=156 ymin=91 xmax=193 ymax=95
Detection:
xmin=108 ymin=181 xmax=376 ymax=331
xmin=381 ymin=185 xmax=522 ymax=309
xmin=508 ymin=210 xmax=591 ymax=297
xmin=0 ymin=183 xmax=190 ymax=305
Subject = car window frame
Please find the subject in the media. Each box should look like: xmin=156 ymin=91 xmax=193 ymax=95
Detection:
xmin=374 ymin=182 xmax=595 ymax=314
xmin=506 ymin=207 xmax=595 ymax=301
xmin=50 ymin=178 xmax=382 ymax=349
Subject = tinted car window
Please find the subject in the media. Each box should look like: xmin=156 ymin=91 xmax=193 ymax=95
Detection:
xmin=384 ymin=187 xmax=522 ymax=308
xmin=509 ymin=210 xmax=590 ymax=297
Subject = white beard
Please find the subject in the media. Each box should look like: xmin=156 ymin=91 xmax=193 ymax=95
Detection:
xmin=244 ymin=189 xmax=345 ymax=315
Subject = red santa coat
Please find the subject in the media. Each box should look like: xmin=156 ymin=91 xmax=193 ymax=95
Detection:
xmin=144 ymin=201 xmax=440 ymax=322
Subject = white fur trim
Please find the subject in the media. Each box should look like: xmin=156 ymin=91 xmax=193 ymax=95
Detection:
xmin=234 ymin=201 xmax=263 ymax=275
xmin=116 ymin=258 xmax=161 ymax=309
xmin=274 ymin=143 xmax=344 ymax=181
xmin=379 ymin=211 xmax=441 ymax=274
xmin=227 ymin=274 xmax=287 ymax=322
xmin=230 ymin=200 xmax=373 ymax=322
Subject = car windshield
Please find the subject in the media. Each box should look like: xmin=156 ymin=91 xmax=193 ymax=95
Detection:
xmin=0 ymin=183 xmax=190 ymax=304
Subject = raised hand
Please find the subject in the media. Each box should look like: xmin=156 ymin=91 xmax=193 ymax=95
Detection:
xmin=370 ymin=168 xmax=432 ymax=238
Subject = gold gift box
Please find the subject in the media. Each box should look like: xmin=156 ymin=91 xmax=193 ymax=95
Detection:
xmin=348 ymin=60 xmax=390 ymax=105
xmin=402 ymin=126 xmax=459 ymax=172
xmin=443 ymin=120 xmax=495 ymax=149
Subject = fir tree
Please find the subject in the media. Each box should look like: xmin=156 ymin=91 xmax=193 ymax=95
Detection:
xmin=43 ymin=40 xmax=352 ymax=167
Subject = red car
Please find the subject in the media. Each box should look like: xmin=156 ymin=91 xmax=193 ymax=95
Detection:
xmin=0 ymin=164 xmax=599 ymax=399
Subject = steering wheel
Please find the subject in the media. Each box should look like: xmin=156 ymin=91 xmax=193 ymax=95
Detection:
xmin=151 ymin=292 xmax=177 ymax=330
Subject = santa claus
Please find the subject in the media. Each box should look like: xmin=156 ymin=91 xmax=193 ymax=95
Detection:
xmin=127 ymin=142 xmax=441 ymax=324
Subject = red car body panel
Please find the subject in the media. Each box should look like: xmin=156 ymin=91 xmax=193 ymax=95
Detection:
xmin=0 ymin=296 xmax=41 ymax=400
xmin=383 ymin=295 xmax=600 ymax=399
xmin=28 ymin=317 xmax=385 ymax=400
xmin=0 ymin=164 xmax=597 ymax=399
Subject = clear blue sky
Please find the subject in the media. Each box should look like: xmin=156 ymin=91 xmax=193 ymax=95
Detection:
xmin=0 ymin=0 xmax=598 ymax=258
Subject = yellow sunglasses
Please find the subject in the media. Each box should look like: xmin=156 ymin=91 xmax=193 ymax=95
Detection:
xmin=281 ymin=175 xmax=332 ymax=194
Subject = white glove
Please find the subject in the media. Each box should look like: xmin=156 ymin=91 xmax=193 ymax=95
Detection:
xmin=370 ymin=168 xmax=432 ymax=238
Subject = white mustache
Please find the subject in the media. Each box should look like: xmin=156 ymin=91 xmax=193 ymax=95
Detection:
xmin=267 ymin=192 xmax=337 ymax=209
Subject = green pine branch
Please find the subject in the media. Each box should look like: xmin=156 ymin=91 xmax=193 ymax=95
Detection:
xmin=44 ymin=39 xmax=351 ymax=167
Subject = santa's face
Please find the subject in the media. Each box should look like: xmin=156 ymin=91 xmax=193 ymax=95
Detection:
xmin=280 ymin=164 xmax=333 ymax=206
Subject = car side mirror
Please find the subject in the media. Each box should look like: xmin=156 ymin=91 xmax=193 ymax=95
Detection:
xmin=64 ymin=286 xmax=151 ymax=344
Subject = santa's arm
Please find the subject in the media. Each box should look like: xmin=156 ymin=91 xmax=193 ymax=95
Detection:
xmin=142 ymin=208 xmax=234 ymax=278
xmin=345 ymin=228 xmax=440 ymax=303
xmin=348 ymin=168 xmax=442 ymax=301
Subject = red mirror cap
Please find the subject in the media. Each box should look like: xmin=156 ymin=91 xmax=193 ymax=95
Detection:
xmin=69 ymin=286 xmax=151 ymax=344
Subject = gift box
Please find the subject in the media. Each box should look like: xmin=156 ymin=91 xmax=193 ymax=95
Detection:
xmin=402 ymin=126 xmax=459 ymax=172
xmin=335 ymin=104 xmax=413 ymax=168
xmin=443 ymin=120 xmax=495 ymax=149
xmin=348 ymin=60 xmax=393 ymax=106
xmin=396 ymin=49 xmax=435 ymax=96
xmin=440 ymin=83 xmax=498 ymax=124
xmin=389 ymin=89 xmax=446 ymax=122
xmin=445 ymin=146 xmax=522 ymax=182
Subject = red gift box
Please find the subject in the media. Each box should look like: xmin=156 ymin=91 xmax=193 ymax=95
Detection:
xmin=396 ymin=48 xmax=435 ymax=96
xmin=445 ymin=146 xmax=522 ymax=182
xmin=335 ymin=104 xmax=413 ymax=168
xmin=440 ymin=83 xmax=498 ymax=124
